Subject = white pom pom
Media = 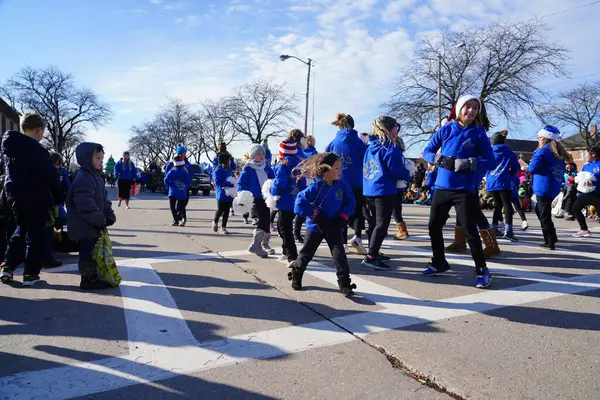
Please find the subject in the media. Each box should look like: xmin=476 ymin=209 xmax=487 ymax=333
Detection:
xmin=226 ymin=176 xmax=237 ymax=186
xmin=575 ymin=171 xmax=596 ymax=193
xmin=266 ymin=195 xmax=280 ymax=210
xmin=224 ymin=187 xmax=238 ymax=198
xmin=261 ymin=179 xmax=274 ymax=201
xmin=233 ymin=190 xmax=254 ymax=215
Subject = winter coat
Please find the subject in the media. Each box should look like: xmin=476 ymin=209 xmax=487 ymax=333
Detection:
xmin=271 ymin=155 xmax=301 ymax=211
xmin=213 ymin=166 xmax=235 ymax=202
xmin=424 ymin=168 xmax=438 ymax=191
xmin=423 ymin=121 xmax=494 ymax=192
xmin=362 ymin=137 xmax=410 ymax=197
xmin=528 ymin=144 xmax=566 ymax=199
xmin=294 ymin=178 xmax=355 ymax=233
xmin=115 ymin=159 xmax=137 ymax=180
xmin=1 ymin=130 xmax=60 ymax=213
xmin=325 ymin=128 xmax=368 ymax=190
xmin=164 ymin=168 xmax=192 ymax=200
xmin=165 ymin=159 xmax=194 ymax=178
xmin=486 ymin=144 xmax=520 ymax=192
xmin=581 ymin=160 xmax=600 ymax=195
xmin=302 ymin=146 xmax=318 ymax=158
xmin=66 ymin=142 xmax=116 ymax=241
xmin=238 ymin=161 xmax=274 ymax=200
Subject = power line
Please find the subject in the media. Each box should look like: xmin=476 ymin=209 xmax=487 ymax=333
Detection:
xmin=542 ymin=0 xmax=600 ymax=18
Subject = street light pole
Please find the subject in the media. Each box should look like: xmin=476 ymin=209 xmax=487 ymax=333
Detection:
xmin=279 ymin=54 xmax=313 ymax=135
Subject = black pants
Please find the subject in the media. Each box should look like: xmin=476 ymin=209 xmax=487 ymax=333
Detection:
xmin=573 ymin=193 xmax=600 ymax=230
xmin=278 ymin=210 xmax=297 ymax=262
xmin=429 ymin=190 xmax=486 ymax=273
xmin=254 ymin=198 xmax=270 ymax=233
xmin=563 ymin=187 xmax=578 ymax=215
xmin=270 ymin=209 xmax=278 ymax=224
xmin=348 ymin=188 xmax=365 ymax=237
xmin=295 ymin=229 xmax=350 ymax=280
xmin=456 ymin=192 xmax=489 ymax=230
xmin=365 ymin=195 xmax=395 ymax=258
xmin=534 ymin=196 xmax=556 ymax=242
xmin=294 ymin=215 xmax=306 ymax=240
xmin=4 ymin=210 xmax=47 ymax=276
xmin=512 ymin=198 xmax=527 ymax=222
xmin=491 ymin=190 xmax=514 ymax=228
xmin=214 ymin=201 xmax=232 ymax=227
xmin=180 ymin=191 xmax=190 ymax=219
xmin=169 ymin=197 xmax=187 ymax=222
xmin=118 ymin=179 xmax=133 ymax=200
xmin=393 ymin=191 xmax=404 ymax=223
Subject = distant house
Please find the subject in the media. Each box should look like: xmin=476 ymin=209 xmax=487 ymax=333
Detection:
xmin=504 ymin=138 xmax=538 ymax=166
xmin=560 ymin=125 xmax=599 ymax=170
xmin=1 ymin=97 xmax=20 ymax=133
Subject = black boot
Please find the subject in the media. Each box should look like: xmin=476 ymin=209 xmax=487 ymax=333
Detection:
xmin=287 ymin=265 xmax=304 ymax=290
xmin=338 ymin=277 xmax=357 ymax=298
xmin=78 ymin=261 xmax=111 ymax=290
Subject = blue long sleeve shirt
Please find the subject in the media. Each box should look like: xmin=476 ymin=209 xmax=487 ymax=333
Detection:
xmin=270 ymin=155 xmax=301 ymax=211
xmin=363 ymin=137 xmax=411 ymax=196
xmin=164 ymin=168 xmax=191 ymax=200
xmin=528 ymin=144 xmax=566 ymax=199
xmin=486 ymin=144 xmax=521 ymax=192
xmin=213 ymin=166 xmax=235 ymax=202
xmin=325 ymin=129 xmax=368 ymax=190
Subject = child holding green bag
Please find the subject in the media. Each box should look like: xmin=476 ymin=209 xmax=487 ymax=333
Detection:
xmin=67 ymin=142 xmax=119 ymax=290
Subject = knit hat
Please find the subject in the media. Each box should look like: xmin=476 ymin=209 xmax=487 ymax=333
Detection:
xmin=248 ymin=144 xmax=265 ymax=160
xmin=217 ymin=152 xmax=230 ymax=165
xmin=537 ymin=125 xmax=561 ymax=141
xmin=491 ymin=131 xmax=506 ymax=146
xmin=123 ymin=151 xmax=130 ymax=156
xmin=176 ymin=145 xmax=187 ymax=155
xmin=174 ymin=156 xmax=185 ymax=167
xmin=446 ymin=95 xmax=481 ymax=123
xmin=278 ymin=138 xmax=298 ymax=158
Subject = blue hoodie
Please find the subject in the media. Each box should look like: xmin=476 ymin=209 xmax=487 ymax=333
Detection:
xmin=115 ymin=158 xmax=137 ymax=180
xmin=424 ymin=168 xmax=438 ymax=191
xmin=271 ymin=155 xmax=301 ymax=211
xmin=213 ymin=166 xmax=235 ymax=202
xmin=238 ymin=161 xmax=275 ymax=200
xmin=325 ymin=129 xmax=368 ymax=190
xmin=486 ymin=144 xmax=520 ymax=192
xmin=423 ymin=121 xmax=494 ymax=192
xmin=528 ymin=144 xmax=566 ymax=199
xmin=164 ymin=167 xmax=192 ymax=200
xmin=302 ymin=146 xmax=318 ymax=158
xmin=581 ymin=160 xmax=600 ymax=195
xmin=165 ymin=159 xmax=194 ymax=178
xmin=294 ymin=178 xmax=356 ymax=233
xmin=1 ymin=130 xmax=61 ymax=212
xmin=363 ymin=137 xmax=410 ymax=197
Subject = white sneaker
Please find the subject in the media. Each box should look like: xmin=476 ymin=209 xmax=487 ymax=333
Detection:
xmin=344 ymin=244 xmax=350 ymax=254
xmin=219 ymin=227 xmax=229 ymax=235
xmin=521 ymin=220 xmax=529 ymax=231
xmin=572 ymin=230 xmax=592 ymax=238
xmin=348 ymin=236 xmax=367 ymax=255
xmin=277 ymin=254 xmax=288 ymax=264
xmin=125 ymin=205 xmax=130 ymax=210
xmin=212 ymin=222 xmax=218 ymax=232
xmin=179 ymin=218 xmax=186 ymax=227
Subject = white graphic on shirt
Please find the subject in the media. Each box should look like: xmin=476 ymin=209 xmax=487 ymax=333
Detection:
xmin=363 ymin=160 xmax=379 ymax=179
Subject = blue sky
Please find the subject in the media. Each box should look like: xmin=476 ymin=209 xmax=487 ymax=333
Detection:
xmin=1 ymin=0 xmax=599 ymax=164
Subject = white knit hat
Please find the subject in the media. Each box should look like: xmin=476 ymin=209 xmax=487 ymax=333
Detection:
xmin=248 ymin=144 xmax=265 ymax=159
xmin=455 ymin=95 xmax=481 ymax=117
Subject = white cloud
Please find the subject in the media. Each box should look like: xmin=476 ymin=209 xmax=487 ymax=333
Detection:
xmin=227 ymin=5 xmax=252 ymax=13
xmin=381 ymin=0 xmax=417 ymax=23
xmin=175 ymin=14 xmax=200 ymax=27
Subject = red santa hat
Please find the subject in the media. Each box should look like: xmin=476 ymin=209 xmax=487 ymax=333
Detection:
xmin=278 ymin=138 xmax=298 ymax=158
xmin=443 ymin=94 xmax=481 ymax=126
xmin=174 ymin=156 xmax=185 ymax=167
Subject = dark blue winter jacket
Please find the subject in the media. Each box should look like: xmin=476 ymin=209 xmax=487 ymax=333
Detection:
xmin=164 ymin=168 xmax=192 ymax=200
xmin=325 ymin=129 xmax=368 ymax=190
xmin=528 ymin=144 xmax=565 ymax=199
xmin=363 ymin=137 xmax=410 ymax=197
xmin=486 ymin=144 xmax=521 ymax=192
xmin=423 ymin=121 xmax=494 ymax=192
xmin=271 ymin=155 xmax=301 ymax=212
xmin=213 ymin=166 xmax=235 ymax=202
xmin=294 ymin=178 xmax=356 ymax=233
xmin=302 ymin=146 xmax=318 ymax=158
xmin=581 ymin=160 xmax=600 ymax=195
xmin=66 ymin=142 xmax=116 ymax=241
xmin=115 ymin=159 xmax=137 ymax=180
xmin=238 ymin=161 xmax=274 ymax=200
xmin=54 ymin=167 xmax=71 ymax=206
xmin=1 ymin=130 xmax=60 ymax=213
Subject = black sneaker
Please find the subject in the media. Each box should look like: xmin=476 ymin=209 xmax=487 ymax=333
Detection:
xmin=22 ymin=274 xmax=42 ymax=287
xmin=540 ymin=242 xmax=556 ymax=250
xmin=361 ymin=256 xmax=390 ymax=270
xmin=378 ymin=253 xmax=391 ymax=261
xmin=502 ymin=232 xmax=518 ymax=242
xmin=295 ymin=235 xmax=305 ymax=244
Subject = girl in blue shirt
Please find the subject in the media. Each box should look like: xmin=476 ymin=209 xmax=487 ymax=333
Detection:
xmin=164 ymin=156 xmax=192 ymax=227
xmin=571 ymin=145 xmax=600 ymax=237
xmin=289 ymin=152 xmax=357 ymax=297
xmin=114 ymin=151 xmax=137 ymax=209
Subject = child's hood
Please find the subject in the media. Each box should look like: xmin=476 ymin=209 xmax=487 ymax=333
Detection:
xmin=76 ymin=142 xmax=102 ymax=173
xmin=2 ymin=130 xmax=39 ymax=157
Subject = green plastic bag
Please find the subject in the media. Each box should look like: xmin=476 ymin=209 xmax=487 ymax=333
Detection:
xmin=93 ymin=230 xmax=122 ymax=287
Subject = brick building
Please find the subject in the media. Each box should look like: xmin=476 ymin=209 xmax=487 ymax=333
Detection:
xmin=561 ymin=125 xmax=599 ymax=170
xmin=1 ymin=97 xmax=20 ymax=133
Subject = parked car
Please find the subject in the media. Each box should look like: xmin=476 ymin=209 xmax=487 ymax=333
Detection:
xmin=190 ymin=164 xmax=212 ymax=196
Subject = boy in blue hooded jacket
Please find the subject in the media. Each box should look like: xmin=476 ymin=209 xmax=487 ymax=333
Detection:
xmin=422 ymin=95 xmax=494 ymax=288
xmin=326 ymin=113 xmax=368 ymax=255
xmin=362 ymin=116 xmax=411 ymax=270
xmin=164 ymin=156 xmax=192 ymax=227
xmin=289 ymin=152 xmax=357 ymax=297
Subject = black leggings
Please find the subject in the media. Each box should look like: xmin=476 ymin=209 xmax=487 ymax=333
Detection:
xmin=455 ymin=190 xmax=489 ymax=231
xmin=118 ymin=179 xmax=133 ymax=200
xmin=169 ymin=197 xmax=187 ymax=222
xmin=214 ymin=201 xmax=232 ymax=227
xmin=534 ymin=196 xmax=556 ymax=243
xmin=278 ymin=210 xmax=298 ymax=262
xmin=393 ymin=191 xmax=404 ymax=223
xmin=295 ymin=229 xmax=350 ymax=280
xmin=348 ymin=188 xmax=365 ymax=237
xmin=429 ymin=190 xmax=486 ymax=273
xmin=563 ymin=187 xmax=578 ymax=215
xmin=491 ymin=190 xmax=514 ymax=227
xmin=294 ymin=215 xmax=306 ymax=239
xmin=254 ymin=198 xmax=270 ymax=233
xmin=270 ymin=210 xmax=278 ymax=224
xmin=365 ymin=195 xmax=395 ymax=257
xmin=572 ymin=193 xmax=600 ymax=230
xmin=512 ymin=198 xmax=527 ymax=222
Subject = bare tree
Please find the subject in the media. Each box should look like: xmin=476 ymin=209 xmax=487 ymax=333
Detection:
xmin=0 ymin=66 xmax=112 ymax=157
xmin=224 ymin=79 xmax=300 ymax=144
xmin=199 ymin=99 xmax=240 ymax=160
xmin=537 ymin=82 xmax=600 ymax=149
xmin=385 ymin=19 xmax=569 ymax=146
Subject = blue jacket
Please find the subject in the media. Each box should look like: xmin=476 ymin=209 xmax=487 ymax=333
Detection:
xmin=1 ymin=130 xmax=61 ymax=213
xmin=528 ymin=144 xmax=565 ymax=199
xmin=271 ymin=155 xmax=301 ymax=212
xmin=423 ymin=121 xmax=494 ymax=192
xmin=115 ymin=159 xmax=137 ymax=180
xmin=425 ymin=168 xmax=438 ymax=191
xmin=265 ymin=150 xmax=273 ymax=165
xmin=325 ymin=129 xmax=368 ymax=190
xmin=238 ymin=162 xmax=274 ymax=200
xmin=486 ymin=144 xmax=520 ymax=192
xmin=165 ymin=159 xmax=194 ymax=178
xmin=164 ymin=168 xmax=192 ymax=200
xmin=581 ymin=160 xmax=600 ymax=195
xmin=213 ymin=166 xmax=235 ymax=202
xmin=66 ymin=142 xmax=116 ymax=241
xmin=303 ymin=146 xmax=318 ymax=158
xmin=363 ymin=137 xmax=410 ymax=197
xmin=294 ymin=178 xmax=356 ymax=233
